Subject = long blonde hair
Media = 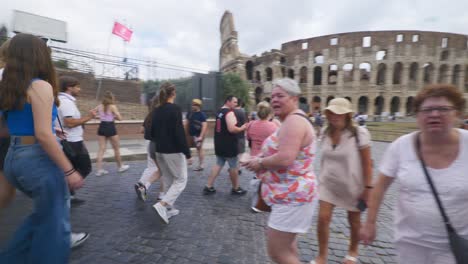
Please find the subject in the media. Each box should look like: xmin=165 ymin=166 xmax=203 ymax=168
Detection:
xmin=102 ymin=91 xmax=115 ymax=112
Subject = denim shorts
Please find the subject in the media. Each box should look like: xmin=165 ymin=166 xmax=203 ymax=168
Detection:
xmin=216 ymin=156 xmax=238 ymax=169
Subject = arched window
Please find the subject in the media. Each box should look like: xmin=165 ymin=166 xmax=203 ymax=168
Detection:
xmin=423 ymin=63 xmax=434 ymax=84
xmin=390 ymin=96 xmax=400 ymax=115
xmin=438 ymin=64 xmax=449 ymax=83
xmin=359 ymin=62 xmax=371 ymax=81
xmin=393 ymin=62 xmax=403 ymax=84
xmin=343 ymin=63 xmax=353 ymax=82
xmin=326 ymin=96 xmax=335 ymax=105
xmin=313 ymin=66 xmax=322 ymax=85
xmin=299 ymin=66 xmax=308 ymax=83
xmin=409 ymin=62 xmax=418 ymax=82
xmin=406 ymin=96 xmax=414 ymax=115
xmin=377 ymin=63 xmax=386 ymax=85
xmin=374 ymin=96 xmax=385 ymax=115
xmin=358 ymin=96 xmax=369 ymax=114
xmin=288 ymin=69 xmax=295 ymax=79
xmin=328 ymin=64 xmax=338 ymax=85
xmin=452 ymin=65 xmax=461 ymax=85
xmin=255 ymin=71 xmax=261 ymax=82
xmin=314 ymin=54 xmax=324 ymax=64
xmin=266 ymin=67 xmax=273 ymax=81
xmin=245 ymin=61 xmax=254 ymax=81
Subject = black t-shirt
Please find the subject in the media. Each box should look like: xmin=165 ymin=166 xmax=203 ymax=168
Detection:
xmin=187 ymin=111 xmax=207 ymax=136
xmin=214 ymin=108 xmax=238 ymax=157
xmin=234 ymin=108 xmax=246 ymax=139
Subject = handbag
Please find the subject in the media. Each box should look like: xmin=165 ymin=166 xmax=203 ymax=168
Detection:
xmin=416 ymin=134 xmax=468 ymax=264
xmin=57 ymin=118 xmax=76 ymax=158
xmin=250 ymin=178 xmax=271 ymax=212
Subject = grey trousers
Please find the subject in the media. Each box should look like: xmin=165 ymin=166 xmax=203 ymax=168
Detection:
xmin=155 ymin=152 xmax=187 ymax=207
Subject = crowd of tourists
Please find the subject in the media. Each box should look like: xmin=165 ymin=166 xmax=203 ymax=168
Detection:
xmin=0 ymin=33 xmax=467 ymax=264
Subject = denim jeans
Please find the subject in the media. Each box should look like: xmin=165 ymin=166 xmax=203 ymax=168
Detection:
xmin=0 ymin=138 xmax=71 ymax=264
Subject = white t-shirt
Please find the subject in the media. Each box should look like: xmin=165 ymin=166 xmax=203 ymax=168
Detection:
xmin=379 ymin=129 xmax=468 ymax=249
xmin=57 ymin=93 xmax=83 ymax=142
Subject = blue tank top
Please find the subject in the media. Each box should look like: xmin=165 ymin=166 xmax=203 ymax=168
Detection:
xmin=6 ymin=79 xmax=58 ymax=136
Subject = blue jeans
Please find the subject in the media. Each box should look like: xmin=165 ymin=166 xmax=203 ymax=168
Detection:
xmin=0 ymin=138 xmax=71 ymax=264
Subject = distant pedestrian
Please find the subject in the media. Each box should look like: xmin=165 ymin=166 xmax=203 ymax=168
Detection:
xmin=242 ymin=78 xmax=318 ymax=264
xmin=463 ymin=118 xmax=468 ymax=130
xmin=186 ymin=98 xmax=207 ymax=171
xmin=355 ymin=112 xmax=368 ymax=127
xmin=312 ymin=98 xmax=373 ymax=264
xmin=134 ymin=95 xmax=164 ymax=202
xmin=95 ymin=91 xmax=130 ymax=175
xmin=151 ymin=82 xmax=192 ymax=224
xmin=234 ymin=98 xmax=248 ymax=174
xmin=361 ymin=84 xmax=468 ymax=264
xmin=0 ymin=33 xmax=83 ymax=263
xmin=246 ymin=101 xmax=278 ymax=157
xmin=204 ymin=96 xmax=247 ymax=195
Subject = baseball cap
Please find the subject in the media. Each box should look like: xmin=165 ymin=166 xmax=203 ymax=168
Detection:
xmin=325 ymin=98 xmax=353 ymax=115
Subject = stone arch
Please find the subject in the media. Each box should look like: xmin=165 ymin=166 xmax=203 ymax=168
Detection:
xmin=423 ymin=63 xmax=434 ymax=84
xmin=438 ymin=64 xmax=449 ymax=83
xmin=390 ymin=96 xmax=400 ymax=115
xmin=255 ymin=71 xmax=261 ymax=82
xmin=266 ymin=67 xmax=273 ymax=81
xmin=406 ymin=96 xmax=414 ymax=115
xmin=409 ymin=62 xmax=418 ymax=82
xmin=440 ymin=50 xmax=449 ymax=61
xmin=313 ymin=96 xmax=321 ymax=103
xmin=313 ymin=66 xmax=322 ymax=85
xmin=326 ymin=96 xmax=335 ymax=105
xmin=280 ymin=57 xmax=286 ymax=65
xmin=377 ymin=63 xmax=386 ymax=85
xmin=393 ymin=62 xmax=403 ymax=84
xmin=255 ymin=87 xmax=263 ymax=104
xmin=358 ymin=96 xmax=369 ymax=114
xmin=312 ymin=96 xmax=321 ymax=111
xmin=314 ymin=54 xmax=324 ymax=64
xmin=245 ymin=61 xmax=254 ymax=81
xmin=452 ymin=65 xmax=461 ymax=85
xmin=359 ymin=62 xmax=371 ymax=81
xmin=281 ymin=67 xmax=286 ymax=77
xmin=345 ymin=96 xmax=352 ymax=102
xmin=328 ymin=64 xmax=338 ymax=85
xmin=288 ymin=69 xmax=295 ymax=79
xmin=299 ymin=97 xmax=309 ymax=113
xmin=374 ymin=96 xmax=385 ymax=115
xmin=300 ymin=66 xmax=308 ymax=83
xmin=343 ymin=63 xmax=354 ymax=82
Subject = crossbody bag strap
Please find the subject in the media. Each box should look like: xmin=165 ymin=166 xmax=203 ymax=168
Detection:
xmin=415 ymin=133 xmax=455 ymax=233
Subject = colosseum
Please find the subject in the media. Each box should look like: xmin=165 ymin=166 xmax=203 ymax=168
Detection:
xmin=219 ymin=11 xmax=468 ymax=116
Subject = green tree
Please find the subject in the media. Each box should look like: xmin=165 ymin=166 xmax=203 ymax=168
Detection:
xmin=0 ymin=25 xmax=8 ymax=46
xmin=53 ymin=59 xmax=69 ymax=69
xmin=221 ymin=72 xmax=250 ymax=109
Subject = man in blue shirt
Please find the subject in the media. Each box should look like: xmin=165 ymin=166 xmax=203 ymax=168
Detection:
xmin=187 ymin=99 xmax=207 ymax=171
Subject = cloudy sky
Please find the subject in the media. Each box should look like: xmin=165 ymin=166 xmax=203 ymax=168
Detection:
xmin=1 ymin=0 xmax=467 ymax=79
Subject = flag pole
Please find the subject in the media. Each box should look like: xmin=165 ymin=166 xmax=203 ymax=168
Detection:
xmin=97 ymin=21 xmax=114 ymax=100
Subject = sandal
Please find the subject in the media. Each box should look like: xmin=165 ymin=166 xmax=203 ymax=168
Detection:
xmin=343 ymin=255 xmax=358 ymax=263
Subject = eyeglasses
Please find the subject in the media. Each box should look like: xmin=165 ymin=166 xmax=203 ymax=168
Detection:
xmin=417 ymin=106 xmax=455 ymax=115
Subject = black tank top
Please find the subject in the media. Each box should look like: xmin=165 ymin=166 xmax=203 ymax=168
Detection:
xmin=214 ymin=108 xmax=238 ymax=157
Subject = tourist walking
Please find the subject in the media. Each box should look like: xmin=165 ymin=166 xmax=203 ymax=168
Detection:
xmin=312 ymin=98 xmax=373 ymax=264
xmin=151 ymin=82 xmax=191 ymax=224
xmin=186 ymin=98 xmax=207 ymax=171
xmin=95 ymin=91 xmax=129 ymax=175
xmin=360 ymin=84 xmax=468 ymax=264
xmin=246 ymin=101 xmax=278 ymax=157
xmin=0 ymin=33 xmax=83 ymax=263
xmin=204 ymin=95 xmax=247 ymax=195
xmin=234 ymin=98 xmax=248 ymax=174
xmin=57 ymin=76 xmax=94 ymax=248
xmin=134 ymin=95 xmax=164 ymax=202
xmin=242 ymin=78 xmax=318 ymax=264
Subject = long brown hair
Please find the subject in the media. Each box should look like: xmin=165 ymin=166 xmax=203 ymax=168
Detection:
xmin=323 ymin=112 xmax=358 ymax=139
xmin=143 ymin=94 xmax=159 ymax=128
xmin=0 ymin=34 xmax=59 ymax=110
xmin=101 ymin=91 xmax=115 ymax=112
xmin=158 ymin=82 xmax=176 ymax=105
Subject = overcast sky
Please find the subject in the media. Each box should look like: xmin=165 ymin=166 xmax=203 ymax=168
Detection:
xmin=1 ymin=0 xmax=467 ymax=79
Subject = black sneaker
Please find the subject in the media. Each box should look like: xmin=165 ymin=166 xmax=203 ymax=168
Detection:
xmin=134 ymin=182 xmax=147 ymax=201
xmin=70 ymin=196 xmax=86 ymax=206
xmin=231 ymin=187 xmax=247 ymax=195
xmin=203 ymin=186 xmax=216 ymax=195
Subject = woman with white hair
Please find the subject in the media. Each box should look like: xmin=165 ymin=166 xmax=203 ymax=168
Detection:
xmin=312 ymin=98 xmax=373 ymax=264
xmin=243 ymin=78 xmax=318 ymax=264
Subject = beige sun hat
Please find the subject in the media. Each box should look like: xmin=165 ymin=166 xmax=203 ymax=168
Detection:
xmin=325 ymin=98 xmax=353 ymax=114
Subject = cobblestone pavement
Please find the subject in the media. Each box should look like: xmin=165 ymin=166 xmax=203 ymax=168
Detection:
xmin=0 ymin=141 xmax=397 ymax=264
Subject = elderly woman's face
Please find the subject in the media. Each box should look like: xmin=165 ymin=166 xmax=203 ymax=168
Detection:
xmin=271 ymin=87 xmax=296 ymax=117
xmin=416 ymin=96 xmax=458 ymax=133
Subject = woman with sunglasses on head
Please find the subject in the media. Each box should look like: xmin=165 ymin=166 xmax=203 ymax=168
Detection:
xmin=361 ymin=84 xmax=468 ymax=264
xmin=0 ymin=33 xmax=83 ymax=263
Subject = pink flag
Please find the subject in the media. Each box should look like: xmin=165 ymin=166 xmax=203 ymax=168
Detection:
xmin=112 ymin=22 xmax=133 ymax=42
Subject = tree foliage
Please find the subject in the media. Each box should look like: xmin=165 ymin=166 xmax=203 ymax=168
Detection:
xmin=221 ymin=72 xmax=250 ymax=109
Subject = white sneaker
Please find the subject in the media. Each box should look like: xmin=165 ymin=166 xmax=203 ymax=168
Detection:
xmin=153 ymin=202 xmax=169 ymax=224
xmin=71 ymin=232 xmax=89 ymax=249
xmin=95 ymin=169 xmax=108 ymax=176
xmin=118 ymin=165 xmax=130 ymax=173
xmin=167 ymin=208 xmax=180 ymax=219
